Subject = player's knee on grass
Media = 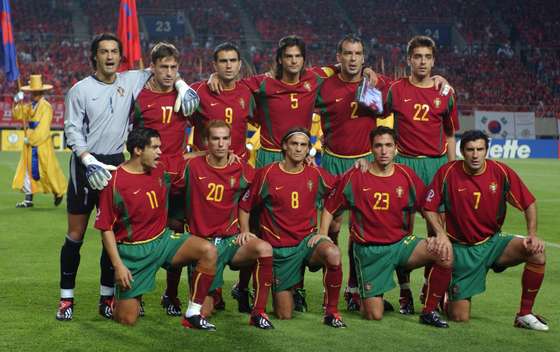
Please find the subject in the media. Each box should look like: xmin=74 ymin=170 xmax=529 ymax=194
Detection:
xmin=274 ymin=291 xmax=293 ymax=319
xmin=362 ymin=297 xmax=383 ymax=321
xmin=448 ymin=300 xmax=470 ymax=322
xmin=114 ymin=299 xmax=140 ymax=326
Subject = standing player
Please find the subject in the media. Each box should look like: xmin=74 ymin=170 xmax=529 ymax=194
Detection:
xmin=131 ymin=42 xmax=192 ymax=316
xmin=190 ymin=42 xmax=255 ymax=161
xmin=318 ymin=126 xmax=452 ymax=327
xmin=238 ymin=127 xmax=346 ymax=328
xmin=58 ymin=33 xmax=199 ymax=321
xmin=375 ymin=35 xmax=459 ymax=313
xmin=423 ymin=130 xmax=548 ymax=331
xmin=179 ymin=120 xmax=274 ymax=329
xmin=95 ymin=127 xmax=217 ymax=330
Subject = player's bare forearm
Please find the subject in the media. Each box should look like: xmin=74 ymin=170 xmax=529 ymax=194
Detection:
xmin=101 ymin=230 xmax=125 ymax=268
xmin=446 ymin=133 xmax=457 ymax=161
xmin=318 ymin=208 xmax=334 ymax=236
xmin=524 ymin=202 xmax=538 ymax=238
xmin=239 ymin=209 xmax=251 ymax=233
xmin=424 ymin=211 xmax=446 ymax=237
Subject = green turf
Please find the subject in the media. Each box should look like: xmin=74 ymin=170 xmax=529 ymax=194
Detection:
xmin=0 ymin=152 xmax=558 ymax=352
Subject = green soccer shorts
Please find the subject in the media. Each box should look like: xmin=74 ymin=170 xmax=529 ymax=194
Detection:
xmin=395 ymin=154 xmax=447 ymax=186
xmin=448 ymin=232 xmax=514 ymax=301
xmin=321 ymin=151 xmax=373 ymax=176
xmin=256 ymin=148 xmax=283 ymax=168
xmin=116 ymin=229 xmax=189 ymax=299
xmin=353 ymin=235 xmax=421 ymax=298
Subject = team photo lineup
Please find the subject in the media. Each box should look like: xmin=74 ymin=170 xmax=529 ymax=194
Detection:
xmin=1 ymin=0 xmax=555 ymax=344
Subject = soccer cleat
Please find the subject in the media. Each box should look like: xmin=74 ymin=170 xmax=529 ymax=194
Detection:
xmin=161 ymin=294 xmax=182 ymax=316
xmin=514 ymin=314 xmax=549 ymax=331
xmin=212 ymin=288 xmax=226 ymax=310
xmin=56 ymin=298 xmax=74 ymax=321
xmin=139 ymin=300 xmax=145 ymax=317
xmin=346 ymin=292 xmax=361 ymax=312
xmin=323 ymin=313 xmax=347 ymax=328
xmin=15 ymin=201 xmax=33 ymax=208
xmin=181 ymin=315 xmax=216 ymax=331
xmin=293 ymin=288 xmax=308 ymax=312
xmin=231 ymin=283 xmax=252 ymax=313
xmin=250 ymin=312 xmax=275 ymax=329
xmin=383 ymin=299 xmax=395 ymax=312
xmin=399 ymin=292 xmax=414 ymax=315
xmin=54 ymin=194 xmax=64 ymax=207
xmin=419 ymin=310 xmax=449 ymax=328
xmin=98 ymin=295 xmax=114 ymax=320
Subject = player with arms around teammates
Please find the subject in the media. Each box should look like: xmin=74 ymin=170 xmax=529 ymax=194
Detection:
xmin=423 ymin=130 xmax=548 ymax=331
xmin=95 ymin=128 xmax=217 ymax=330
xmin=238 ymin=127 xmax=346 ymax=328
xmin=58 ymin=32 xmax=199 ymax=321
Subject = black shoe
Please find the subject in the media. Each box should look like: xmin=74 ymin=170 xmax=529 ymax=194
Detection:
xmin=399 ymin=292 xmax=414 ymax=315
xmin=383 ymin=299 xmax=395 ymax=312
xmin=181 ymin=315 xmax=216 ymax=331
xmin=345 ymin=291 xmax=361 ymax=312
xmin=250 ymin=312 xmax=275 ymax=329
xmin=139 ymin=300 xmax=145 ymax=317
xmin=323 ymin=313 xmax=347 ymax=328
xmin=293 ymin=288 xmax=308 ymax=312
xmin=54 ymin=194 xmax=64 ymax=207
xmin=231 ymin=283 xmax=252 ymax=313
xmin=98 ymin=295 xmax=114 ymax=320
xmin=56 ymin=298 xmax=74 ymax=321
xmin=212 ymin=288 xmax=225 ymax=310
xmin=419 ymin=310 xmax=449 ymax=328
xmin=161 ymin=294 xmax=182 ymax=316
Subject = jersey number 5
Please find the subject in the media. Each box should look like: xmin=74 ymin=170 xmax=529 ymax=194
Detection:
xmin=290 ymin=93 xmax=298 ymax=109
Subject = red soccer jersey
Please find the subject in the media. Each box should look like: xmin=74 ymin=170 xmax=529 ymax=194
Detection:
xmin=316 ymin=74 xmax=377 ymax=157
xmin=95 ymin=163 xmax=172 ymax=243
xmin=382 ymin=77 xmax=459 ymax=157
xmin=239 ymin=162 xmax=336 ymax=247
xmin=325 ymin=165 xmax=425 ymax=245
xmin=176 ymin=155 xmax=254 ymax=238
xmin=132 ymin=88 xmax=188 ymax=157
xmin=242 ymin=67 xmax=326 ymax=151
xmin=422 ymin=160 xmax=536 ymax=244
xmin=190 ymin=81 xmax=255 ymax=158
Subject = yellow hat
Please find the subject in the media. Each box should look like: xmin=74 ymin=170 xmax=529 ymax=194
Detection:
xmin=21 ymin=75 xmax=53 ymax=92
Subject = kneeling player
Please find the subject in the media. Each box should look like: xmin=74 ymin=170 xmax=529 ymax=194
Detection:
xmin=423 ymin=130 xmax=548 ymax=331
xmin=319 ymin=127 xmax=452 ymax=327
xmin=95 ymin=128 xmax=217 ymax=330
xmin=179 ymin=120 xmax=274 ymax=329
xmin=239 ymin=127 xmax=346 ymax=328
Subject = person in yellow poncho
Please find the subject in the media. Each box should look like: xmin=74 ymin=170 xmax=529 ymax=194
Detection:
xmin=12 ymin=74 xmax=66 ymax=208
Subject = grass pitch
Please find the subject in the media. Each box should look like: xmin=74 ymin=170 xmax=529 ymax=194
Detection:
xmin=0 ymin=152 xmax=558 ymax=352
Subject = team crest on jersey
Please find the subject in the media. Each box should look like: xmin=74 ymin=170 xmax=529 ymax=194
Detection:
xmin=307 ymin=180 xmax=314 ymax=192
xmin=303 ymin=82 xmax=312 ymax=92
xmin=395 ymin=186 xmax=404 ymax=198
xmin=117 ymin=86 xmax=125 ymax=97
xmin=230 ymin=177 xmax=236 ymax=188
xmin=434 ymin=97 xmax=441 ymax=108
xmin=239 ymin=98 xmax=245 ymax=110
xmin=489 ymin=182 xmax=498 ymax=193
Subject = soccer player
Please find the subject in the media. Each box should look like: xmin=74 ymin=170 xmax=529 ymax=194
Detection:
xmin=131 ymin=42 xmax=191 ymax=316
xmin=190 ymin=42 xmax=255 ymax=161
xmin=179 ymin=120 xmax=274 ymax=329
xmin=58 ymin=33 xmax=199 ymax=321
xmin=318 ymin=126 xmax=452 ymax=327
xmin=375 ymin=35 xmax=459 ymax=314
xmin=238 ymin=127 xmax=346 ymax=328
xmin=95 ymin=127 xmax=217 ymax=330
xmin=423 ymin=130 xmax=548 ymax=331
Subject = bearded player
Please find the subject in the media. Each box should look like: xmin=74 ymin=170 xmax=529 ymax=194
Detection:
xmin=238 ymin=127 xmax=346 ymax=328
xmin=319 ymin=126 xmax=452 ymax=327
xmin=423 ymin=130 xmax=548 ymax=331
xmin=95 ymin=127 xmax=217 ymax=330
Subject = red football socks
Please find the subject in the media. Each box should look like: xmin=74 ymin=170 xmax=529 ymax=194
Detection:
xmin=324 ymin=264 xmax=343 ymax=316
xmin=191 ymin=269 xmax=214 ymax=305
xmin=519 ymin=262 xmax=545 ymax=316
xmin=252 ymin=256 xmax=273 ymax=315
xmin=422 ymin=264 xmax=452 ymax=313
